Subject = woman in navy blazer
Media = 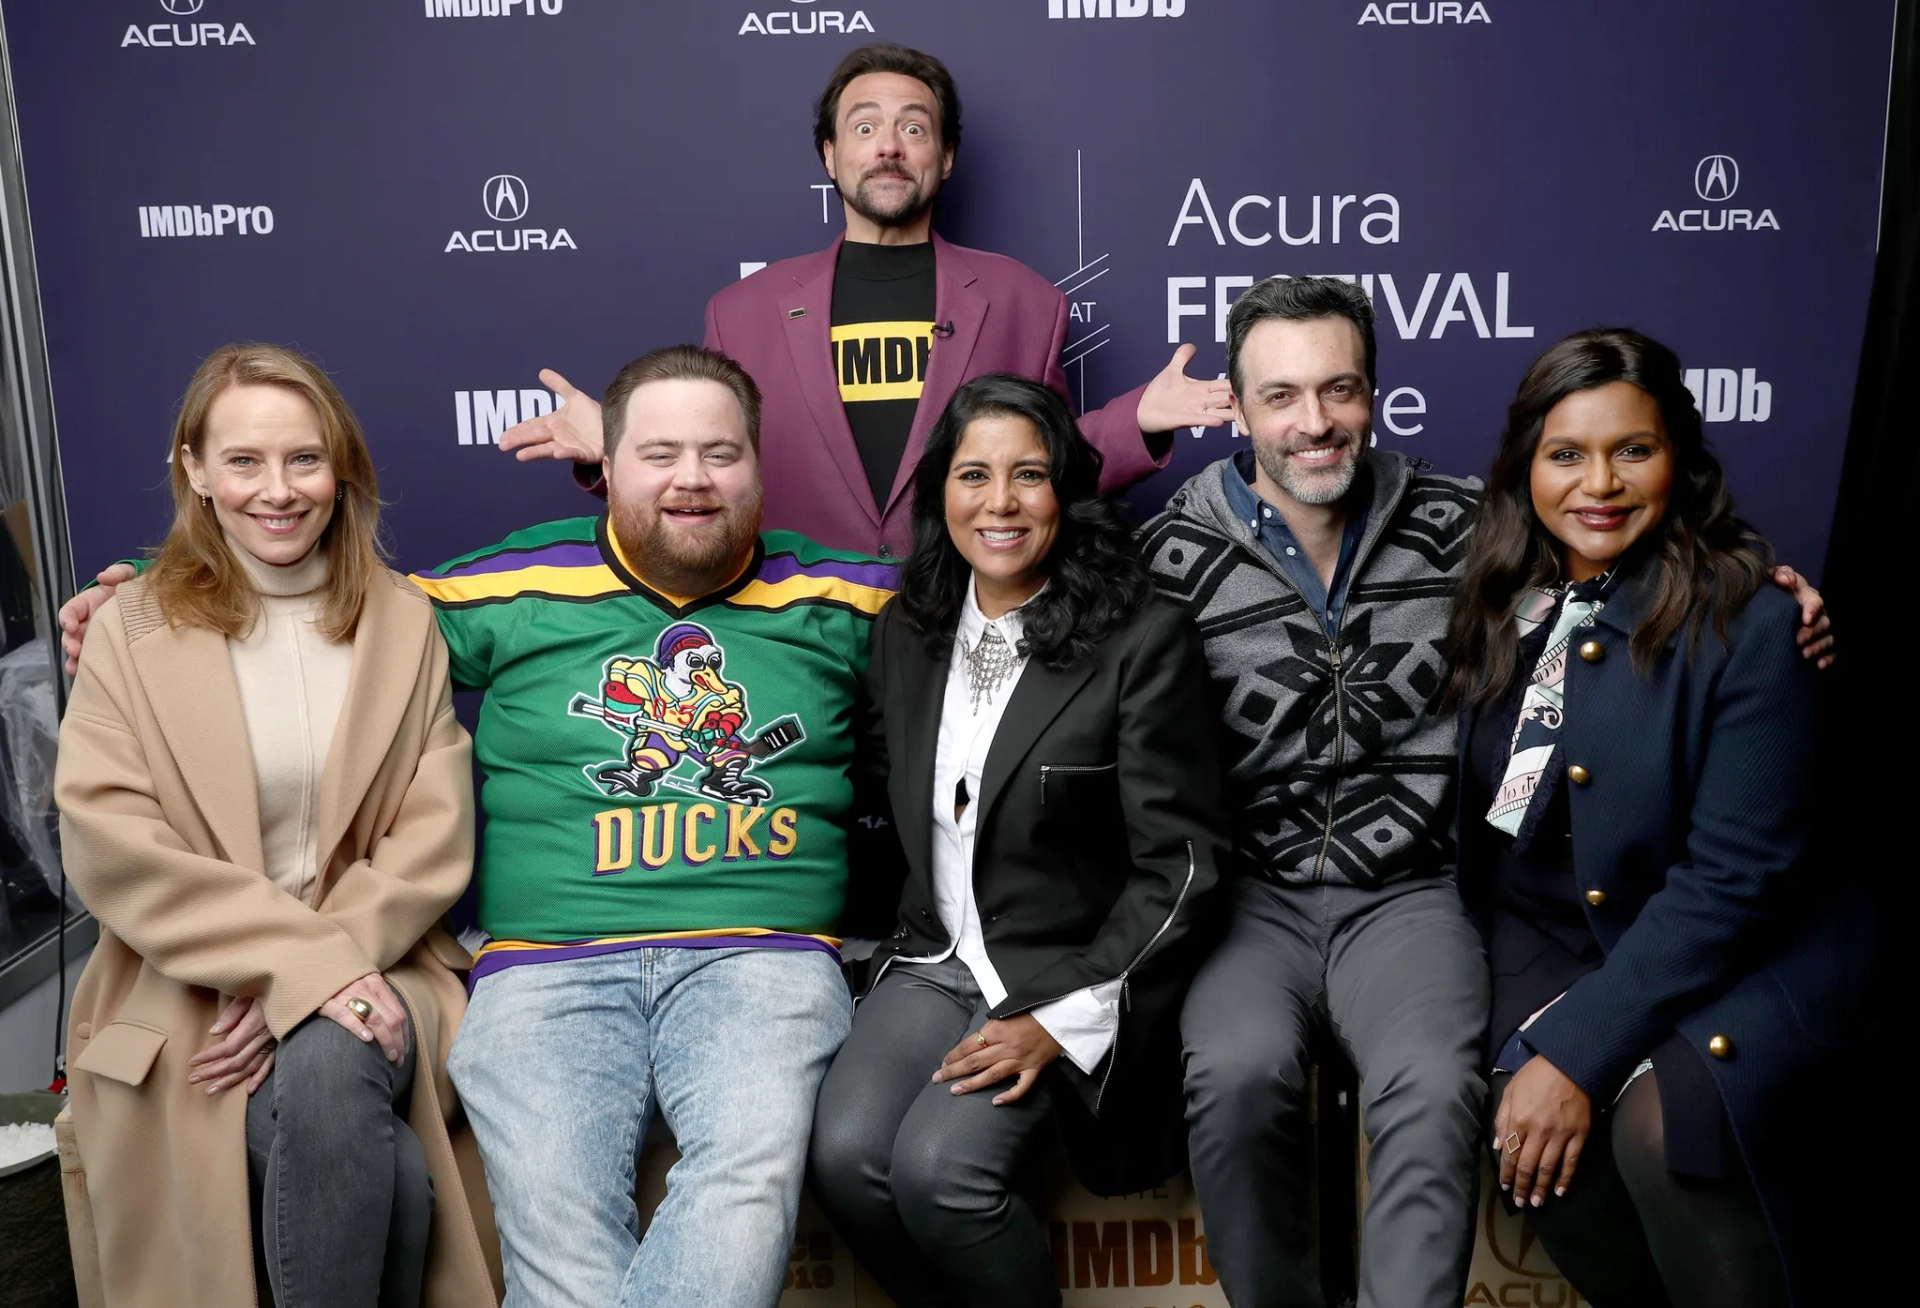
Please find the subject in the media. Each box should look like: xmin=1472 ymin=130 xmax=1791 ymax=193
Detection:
xmin=1445 ymin=329 xmax=1868 ymax=1308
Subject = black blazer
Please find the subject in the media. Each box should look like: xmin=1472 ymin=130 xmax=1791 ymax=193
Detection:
xmin=1457 ymin=566 xmax=1871 ymax=1303
xmin=853 ymin=591 xmax=1228 ymax=1194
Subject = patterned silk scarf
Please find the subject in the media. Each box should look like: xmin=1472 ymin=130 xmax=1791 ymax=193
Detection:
xmin=1485 ymin=572 xmax=1615 ymax=846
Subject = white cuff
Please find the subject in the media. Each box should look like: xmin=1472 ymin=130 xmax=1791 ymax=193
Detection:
xmin=1030 ymin=979 xmax=1125 ymax=1076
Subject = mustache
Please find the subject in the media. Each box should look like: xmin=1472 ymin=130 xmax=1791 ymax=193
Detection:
xmin=862 ymin=164 xmax=913 ymax=182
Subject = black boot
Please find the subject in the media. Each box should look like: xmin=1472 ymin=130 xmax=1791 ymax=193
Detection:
xmin=698 ymin=756 xmax=773 ymax=803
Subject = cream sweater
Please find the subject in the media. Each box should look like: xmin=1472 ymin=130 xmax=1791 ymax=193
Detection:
xmin=227 ymin=544 xmax=352 ymax=905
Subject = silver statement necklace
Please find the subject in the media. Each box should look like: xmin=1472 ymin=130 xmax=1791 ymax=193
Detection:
xmin=965 ymin=623 xmax=1019 ymax=713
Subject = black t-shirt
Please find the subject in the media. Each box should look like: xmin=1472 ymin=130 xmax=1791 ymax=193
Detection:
xmin=830 ymin=240 xmax=937 ymax=508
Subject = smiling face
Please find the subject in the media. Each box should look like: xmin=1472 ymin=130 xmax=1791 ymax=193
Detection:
xmin=1529 ymin=380 xmax=1675 ymax=582
xmin=180 ymin=383 xmax=336 ymax=568
xmin=604 ymin=378 xmax=763 ymax=598
xmin=944 ymin=411 xmax=1060 ymax=616
xmin=822 ymin=72 xmax=953 ymax=231
xmin=1231 ymin=315 xmax=1372 ymax=508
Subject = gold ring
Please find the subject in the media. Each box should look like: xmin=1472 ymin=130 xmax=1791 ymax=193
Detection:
xmin=1503 ymin=1132 xmax=1522 ymax=1156
xmin=975 ymin=1033 xmax=988 ymax=1048
xmin=346 ymin=998 xmax=374 ymax=1024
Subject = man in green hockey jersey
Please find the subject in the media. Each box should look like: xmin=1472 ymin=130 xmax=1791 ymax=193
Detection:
xmin=411 ymin=345 xmax=892 ymax=1308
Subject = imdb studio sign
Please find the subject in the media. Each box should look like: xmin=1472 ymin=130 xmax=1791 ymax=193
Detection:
xmin=0 ymin=0 xmax=1894 ymax=1298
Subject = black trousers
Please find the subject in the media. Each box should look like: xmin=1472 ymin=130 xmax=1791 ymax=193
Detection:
xmin=1489 ymin=1068 xmax=1787 ymax=1308
xmin=245 ymin=1014 xmax=434 ymax=1308
xmin=808 ymin=958 xmax=1059 ymax=1308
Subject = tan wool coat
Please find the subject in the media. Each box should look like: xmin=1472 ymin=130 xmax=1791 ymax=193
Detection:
xmin=55 ymin=569 xmax=503 ymax=1307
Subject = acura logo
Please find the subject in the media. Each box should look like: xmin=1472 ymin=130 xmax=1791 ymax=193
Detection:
xmin=1482 ymin=1185 xmax=1561 ymax=1278
xmin=483 ymin=175 xmax=530 ymax=224
xmin=1694 ymin=155 xmax=1739 ymax=202
xmin=159 ymin=0 xmax=205 ymax=13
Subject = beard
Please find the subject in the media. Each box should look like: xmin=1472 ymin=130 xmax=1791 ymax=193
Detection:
xmin=842 ymin=164 xmax=936 ymax=229
xmin=1253 ymin=427 xmax=1367 ymax=506
xmin=610 ymin=485 xmax=764 ymax=597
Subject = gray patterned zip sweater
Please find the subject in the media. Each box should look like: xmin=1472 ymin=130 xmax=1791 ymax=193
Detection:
xmin=1140 ymin=449 xmax=1481 ymax=889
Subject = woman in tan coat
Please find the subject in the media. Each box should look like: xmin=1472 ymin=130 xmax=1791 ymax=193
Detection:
xmin=55 ymin=343 xmax=500 ymax=1307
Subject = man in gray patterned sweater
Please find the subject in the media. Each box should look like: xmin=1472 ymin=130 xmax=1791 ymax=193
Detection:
xmin=1140 ymin=276 xmax=1486 ymax=1308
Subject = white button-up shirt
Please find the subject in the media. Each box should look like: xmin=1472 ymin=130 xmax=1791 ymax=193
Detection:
xmin=899 ymin=577 xmax=1122 ymax=1075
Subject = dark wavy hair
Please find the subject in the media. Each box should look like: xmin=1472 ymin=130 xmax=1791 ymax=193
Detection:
xmin=1445 ymin=327 xmax=1773 ymax=706
xmin=896 ymin=373 xmax=1150 ymax=670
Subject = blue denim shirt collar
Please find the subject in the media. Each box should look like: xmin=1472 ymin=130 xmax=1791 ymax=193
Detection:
xmin=1223 ymin=448 xmax=1371 ymax=634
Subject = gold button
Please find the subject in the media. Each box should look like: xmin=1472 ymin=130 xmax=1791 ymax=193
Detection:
xmin=1708 ymin=1034 xmax=1734 ymax=1060
xmin=1579 ymin=640 xmax=1604 ymax=663
xmin=1585 ymin=889 xmax=1607 ymax=906
xmin=1567 ymin=765 xmax=1591 ymax=785
xmin=75 ymin=1022 xmax=91 ymax=1040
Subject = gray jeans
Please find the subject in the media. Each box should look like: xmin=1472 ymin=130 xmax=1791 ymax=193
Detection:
xmin=1181 ymin=877 xmax=1488 ymax=1308
xmin=245 ymin=1012 xmax=432 ymax=1308
xmin=809 ymin=957 xmax=1059 ymax=1308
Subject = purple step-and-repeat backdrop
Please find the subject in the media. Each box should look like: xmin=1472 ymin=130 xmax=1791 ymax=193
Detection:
xmin=2 ymin=1 xmax=1895 ymax=582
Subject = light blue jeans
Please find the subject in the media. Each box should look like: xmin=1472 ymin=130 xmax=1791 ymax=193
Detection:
xmin=447 ymin=945 xmax=852 ymax=1308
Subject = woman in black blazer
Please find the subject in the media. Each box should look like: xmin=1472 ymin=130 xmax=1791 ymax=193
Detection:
xmin=1445 ymin=329 xmax=1869 ymax=1308
xmin=809 ymin=373 xmax=1227 ymax=1308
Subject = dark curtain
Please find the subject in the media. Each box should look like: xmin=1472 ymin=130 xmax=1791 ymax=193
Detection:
xmin=1826 ymin=3 xmax=1912 ymax=916
xmin=1831 ymin=2 xmax=1918 ymax=604
xmin=1818 ymin=0 xmax=1912 ymax=1289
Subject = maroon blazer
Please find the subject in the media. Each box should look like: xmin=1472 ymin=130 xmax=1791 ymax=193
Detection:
xmin=697 ymin=233 xmax=1162 ymax=558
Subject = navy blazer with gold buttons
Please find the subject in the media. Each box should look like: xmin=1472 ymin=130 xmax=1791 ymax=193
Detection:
xmin=1457 ymin=561 xmax=1871 ymax=1301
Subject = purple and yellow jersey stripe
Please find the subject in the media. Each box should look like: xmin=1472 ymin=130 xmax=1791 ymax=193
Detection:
xmin=410 ymin=518 xmax=894 ymax=618
xmin=733 ymin=551 xmax=895 ymax=617
xmin=409 ymin=538 xmax=627 ymax=607
xmin=470 ymin=928 xmax=842 ymax=986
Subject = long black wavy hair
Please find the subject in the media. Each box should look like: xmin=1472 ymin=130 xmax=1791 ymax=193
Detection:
xmin=1444 ymin=327 xmax=1773 ymax=707
xmin=896 ymin=372 xmax=1150 ymax=670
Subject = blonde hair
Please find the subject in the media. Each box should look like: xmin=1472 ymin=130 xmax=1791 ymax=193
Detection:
xmin=147 ymin=343 xmax=385 ymax=641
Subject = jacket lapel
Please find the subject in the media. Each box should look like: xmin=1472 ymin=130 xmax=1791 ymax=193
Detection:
xmin=887 ymin=234 xmax=987 ymax=515
xmin=891 ymin=631 xmax=948 ymax=876
xmin=314 ymin=577 xmax=430 ymax=885
xmin=128 ymin=623 xmax=266 ymax=873
xmin=974 ymin=657 xmax=1096 ymax=827
xmin=778 ymin=234 xmax=878 ymax=526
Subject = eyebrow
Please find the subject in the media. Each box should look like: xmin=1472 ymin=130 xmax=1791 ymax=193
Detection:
xmin=843 ymin=99 xmax=934 ymax=119
xmin=216 ymin=442 xmax=322 ymax=456
xmin=632 ymin=436 xmax=740 ymax=452
xmin=1256 ymin=371 xmax=1363 ymax=396
xmin=1539 ymin=428 xmax=1664 ymax=450
xmin=952 ymin=455 xmax=1051 ymax=470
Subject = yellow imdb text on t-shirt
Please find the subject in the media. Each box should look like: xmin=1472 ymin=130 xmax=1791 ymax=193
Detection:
xmin=831 ymin=321 xmax=935 ymax=403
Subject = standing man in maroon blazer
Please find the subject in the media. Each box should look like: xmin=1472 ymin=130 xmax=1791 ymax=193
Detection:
xmin=501 ymin=43 xmax=1232 ymax=558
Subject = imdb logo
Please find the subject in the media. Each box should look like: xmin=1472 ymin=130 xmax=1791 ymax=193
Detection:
xmin=831 ymin=320 xmax=934 ymax=403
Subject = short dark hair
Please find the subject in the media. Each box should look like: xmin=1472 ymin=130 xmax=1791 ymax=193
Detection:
xmin=813 ymin=44 xmax=962 ymax=161
xmin=898 ymin=373 xmax=1149 ymax=671
xmin=602 ymin=345 xmax=762 ymax=457
xmin=1224 ymin=276 xmax=1378 ymax=397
